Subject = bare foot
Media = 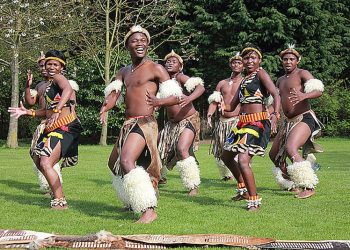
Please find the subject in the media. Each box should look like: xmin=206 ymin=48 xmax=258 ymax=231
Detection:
xmin=247 ymin=206 xmax=260 ymax=212
xmin=231 ymin=192 xmax=249 ymax=201
xmin=136 ymin=209 xmax=157 ymax=224
xmin=295 ymin=189 xmax=315 ymax=199
xmin=188 ymin=188 xmax=199 ymax=196
xmin=289 ymin=188 xmax=300 ymax=194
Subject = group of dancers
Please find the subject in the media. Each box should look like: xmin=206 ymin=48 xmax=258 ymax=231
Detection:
xmin=8 ymin=25 xmax=324 ymax=224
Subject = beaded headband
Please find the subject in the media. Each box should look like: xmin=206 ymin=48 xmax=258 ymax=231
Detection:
xmin=229 ymin=52 xmax=242 ymax=63
xmin=45 ymin=56 xmax=66 ymax=65
xmin=37 ymin=51 xmax=45 ymax=63
xmin=279 ymin=44 xmax=301 ymax=62
xmin=241 ymin=47 xmax=262 ymax=59
xmin=124 ymin=25 xmax=151 ymax=46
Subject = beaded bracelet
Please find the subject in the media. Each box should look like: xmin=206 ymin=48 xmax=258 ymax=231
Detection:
xmin=30 ymin=109 xmax=36 ymax=118
xmin=271 ymin=111 xmax=280 ymax=119
xmin=53 ymin=108 xmax=62 ymax=114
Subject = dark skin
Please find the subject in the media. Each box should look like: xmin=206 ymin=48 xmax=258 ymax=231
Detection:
xmin=224 ymin=51 xmax=280 ymax=206
xmin=207 ymin=59 xmax=243 ymax=126
xmin=9 ymin=59 xmax=73 ymax=201
xmin=100 ymin=32 xmax=171 ymax=223
xmin=146 ymin=56 xmax=205 ymax=196
xmin=24 ymin=59 xmax=48 ymax=107
xmin=269 ymin=53 xmax=322 ymax=197
xmin=207 ymin=59 xmax=244 ymax=183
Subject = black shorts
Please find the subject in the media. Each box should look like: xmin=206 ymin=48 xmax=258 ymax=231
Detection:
xmin=301 ymin=112 xmax=320 ymax=133
xmin=130 ymin=124 xmax=150 ymax=167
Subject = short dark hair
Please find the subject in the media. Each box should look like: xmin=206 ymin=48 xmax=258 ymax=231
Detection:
xmin=45 ymin=49 xmax=66 ymax=69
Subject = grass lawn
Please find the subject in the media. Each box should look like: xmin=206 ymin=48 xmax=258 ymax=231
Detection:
xmin=0 ymin=137 xmax=349 ymax=241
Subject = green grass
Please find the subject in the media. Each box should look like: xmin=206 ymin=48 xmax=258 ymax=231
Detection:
xmin=0 ymin=137 xmax=349 ymax=241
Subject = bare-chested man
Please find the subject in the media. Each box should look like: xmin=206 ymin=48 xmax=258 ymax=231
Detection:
xmin=269 ymin=45 xmax=323 ymax=199
xmin=147 ymin=50 xmax=205 ymax=196
xmin=100 ymin=26 xmax=178 ymax=223
xmin=207 ymin=53 xmax=243 ymax=185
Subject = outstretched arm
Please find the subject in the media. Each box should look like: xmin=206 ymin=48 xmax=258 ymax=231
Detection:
xmin=8 ymin=101 xmax=46 ymax=119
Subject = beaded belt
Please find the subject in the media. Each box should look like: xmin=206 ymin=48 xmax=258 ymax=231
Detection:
xmin=45 ymin=113 xmax=76 ymax=133
xmin=239 ymin=111 xmax=269 ymax=123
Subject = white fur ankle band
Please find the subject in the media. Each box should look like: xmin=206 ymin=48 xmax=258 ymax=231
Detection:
xmin=176 ymin=156 xmax=201 ymax=190
xmin=122 ymin=167 xmax=157 ymax=213
xmin=272 ymin=167 xmax=295 ymax=190
xmin=287 ymin=160 xmax=319 ymax=189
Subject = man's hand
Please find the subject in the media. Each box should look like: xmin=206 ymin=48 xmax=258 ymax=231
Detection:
xmin=8 ymin=101 xmax=28 ymax=119
xmin=47 ymin=113 xmax=59 ymax=127
xmin=178 ymin=94 xmax=191 ymax=107
xmin=99 ymin=106 xmax=107 ymax=125
xmin=145 ymin=89 xmax=160 ymax=109
xmin=207 ymin=115 xmax=212 ymax=128
xmin=218 ymin=99 xmax=226 ymax=115
xmin=270 ymin=115 xmax=278 ymax=134
xmin=26 ymin=69 xmax=33 ymax=87
xmin=289 ymin=88 xmax=306 ymax=106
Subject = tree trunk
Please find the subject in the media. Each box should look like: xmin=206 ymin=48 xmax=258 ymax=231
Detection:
xmin=99 ymin=0 xmax=111 ymax=146
xmin=6 ymin=51 xmax=19 ymax=148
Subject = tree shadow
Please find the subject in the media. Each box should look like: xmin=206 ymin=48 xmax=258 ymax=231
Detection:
xmin=0 ymin=179 xmax=135 ymax=221
xmin=0 ymin=179 xmax=41 ymax=195
xmin=87 ymin=178 xmax=111 ymax=186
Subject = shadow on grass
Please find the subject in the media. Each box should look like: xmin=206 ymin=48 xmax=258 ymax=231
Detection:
xmin=87 ymin=178 xmax=111 ymax=186
xmin=0 ymin=180 xmax=135 ymax=221
xmin=0 ymin=179 xmax=42 ymax=195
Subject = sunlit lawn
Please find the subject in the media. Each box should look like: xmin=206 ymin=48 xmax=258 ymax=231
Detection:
xmin=0 ymin=137 xmax=349 ymax=241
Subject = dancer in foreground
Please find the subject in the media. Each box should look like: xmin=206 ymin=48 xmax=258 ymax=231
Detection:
xmin=269 ymin=45 xmax=323 ymax=198
xmin=223 ymin=45 xmax=280 ymax=210
xmin=9 ymin=50 xmax=81 ymax=209
xmin=100 ymin=26 xmax=178 ymax=223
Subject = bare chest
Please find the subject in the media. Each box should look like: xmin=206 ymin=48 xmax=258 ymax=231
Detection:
xmin=279 ymin=76 xmax=303 ymax=96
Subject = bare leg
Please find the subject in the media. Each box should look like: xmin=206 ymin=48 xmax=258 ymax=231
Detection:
xmin=120 ymin=132 xmax=157 ymax=223
xmin=238 ymin=152 xmax=255 ymax=196
xmin=285 ymin=123 xmax=311 ymax=163
xmin=177 ymin=128 xmax=195 ymax=160
xmin=221 ymin=150 xmax=244 ymax=183
xmin=177 ymin=128 xmax=199 ymax=196
xmin=39 ymin=142 xmax=62 ymax=199
xmin=286 ymin=123 xmax=315 ymax=198
xmin=238 ymin=152 xmax=261 ymax=210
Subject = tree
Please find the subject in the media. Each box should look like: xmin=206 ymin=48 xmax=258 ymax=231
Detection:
xmin=0 ymin=0 xmax=88 ymax=148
